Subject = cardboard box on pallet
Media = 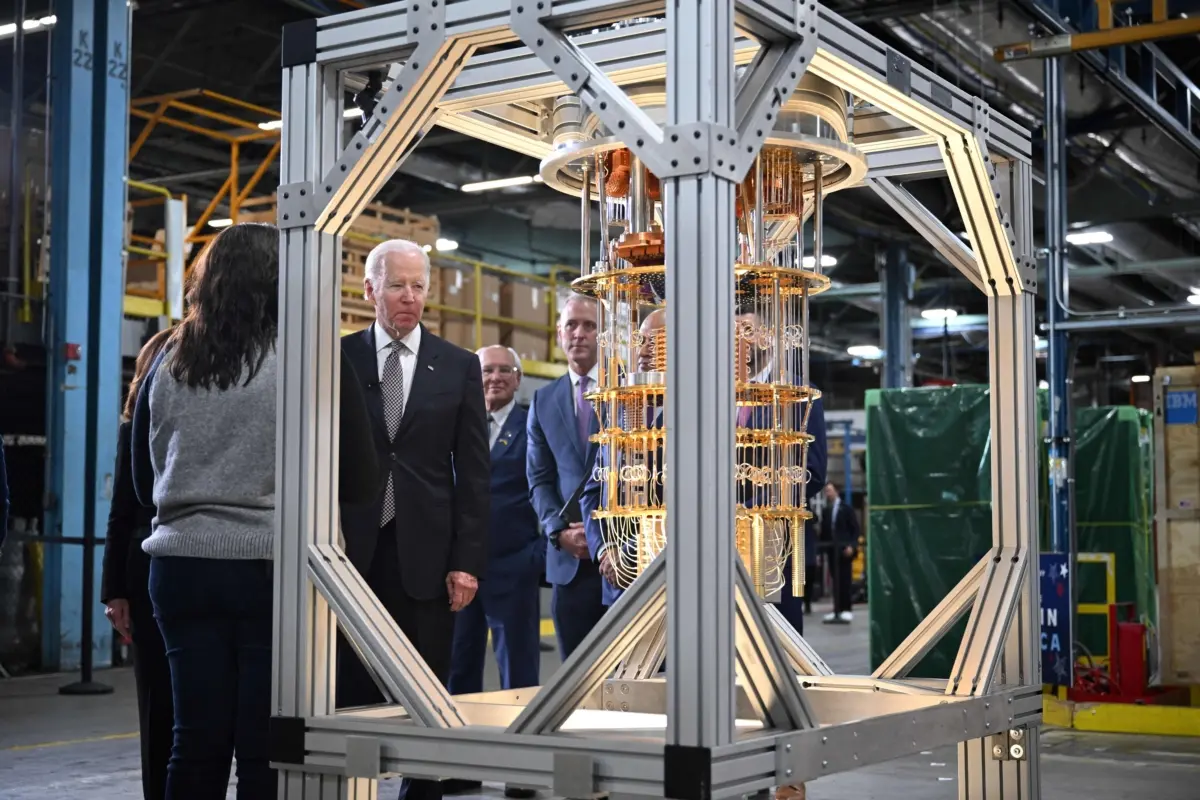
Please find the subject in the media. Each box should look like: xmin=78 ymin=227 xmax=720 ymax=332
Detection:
xmin=442 ymin=320 xmax=501 ymax=351
xmin=504 ymin=328 xmax=551 ymax=362
xmin=440 ymin=266 xmax=501 ymax=315
xmin=501 ymin=281 xmax=547 ymax=326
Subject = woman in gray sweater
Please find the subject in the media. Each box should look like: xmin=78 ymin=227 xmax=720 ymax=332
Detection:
xmin=131 ymin=222 xmax=378 ymax=799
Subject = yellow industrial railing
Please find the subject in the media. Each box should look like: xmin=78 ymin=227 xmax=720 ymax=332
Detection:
xmin=123 ymin=179 xmax=176 ymax=319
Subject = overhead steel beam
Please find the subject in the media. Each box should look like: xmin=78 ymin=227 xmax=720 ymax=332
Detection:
xmin=1008 ymin=0 xmax=1200 ymax=163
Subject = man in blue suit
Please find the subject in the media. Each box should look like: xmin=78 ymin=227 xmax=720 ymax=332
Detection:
xmin=449 ymin=346 xmax=544 ymax=696
xmin=526 ymin=294 xmax=606 ymax=658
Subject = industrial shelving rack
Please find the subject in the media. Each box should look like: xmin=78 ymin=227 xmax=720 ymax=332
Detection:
xmin=268 ymin=3 xmax=1043 ymax=799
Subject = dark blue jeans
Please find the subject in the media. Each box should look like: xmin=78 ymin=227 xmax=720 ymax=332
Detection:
xmin=150 ymin=556 xmax=274 ymax=800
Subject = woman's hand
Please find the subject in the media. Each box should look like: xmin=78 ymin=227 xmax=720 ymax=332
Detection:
xmin=105 ymin=599 xmax=132 ymax=642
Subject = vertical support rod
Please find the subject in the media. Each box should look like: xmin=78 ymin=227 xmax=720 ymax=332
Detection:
xmin=1045 ymin=56 xmax=1072 ymax=559
xmin=629 ymin=154 xmax=649 ymax=234
xmin=664 ymin=0 xmax=737 ymax=747
xmin=881 ymin=244 xmax=912 ymax=389
xmin=597 ymin=153 xmax=609 ymax=268
xmin=580 ymin=162 xmax=591 ymax=276
xmin=274 ymin=53 xmax=359 ymax=798
xmin=5 ymin=0 xmax=26 ymax=345
xmin=753 ymin=154 xmax=764 ymax=263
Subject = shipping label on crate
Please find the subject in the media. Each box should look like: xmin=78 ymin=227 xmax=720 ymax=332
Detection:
xmin=1039 ymin=553 xmax=1072 ymax=686
xmin=1165 ymin=389 xmax=1198 ymax=425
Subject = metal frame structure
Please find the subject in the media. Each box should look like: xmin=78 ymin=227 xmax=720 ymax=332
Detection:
xmin=271 ymin=3 xmax=1042 ymax=799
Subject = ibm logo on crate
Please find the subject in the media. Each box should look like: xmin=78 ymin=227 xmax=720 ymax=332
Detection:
xmin=1165 ymin=389 xmax=1199 ymax=426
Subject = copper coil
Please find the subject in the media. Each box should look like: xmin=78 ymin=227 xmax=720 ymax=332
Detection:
xmin=605 ymin=149 xmax=631 ymax=197
xmin=651 ymin=328 xmax=667 ymax=372
xmin=646 ymin=172 xmax=661 ymax=201
xmin=614 ymin=230 xmax=664 ymax=266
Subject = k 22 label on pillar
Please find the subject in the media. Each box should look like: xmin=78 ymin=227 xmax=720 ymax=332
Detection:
xmin=109 ymin=41 xmax=128 ymax=87
xmin=73 ymin=29 xmax=93 ymax=71
xmin=1039 ymin=553 xmax=1072 ymax=687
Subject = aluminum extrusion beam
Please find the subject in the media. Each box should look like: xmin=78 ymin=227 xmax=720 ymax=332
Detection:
xmin=868 ymin=176 xmax=984 ymax=294
xmin=273 ymin=2 xmax=1043 ymax=798
xmin=873 ymin=555 xmax=986 ymax=681
xmin=274 ymin=49 xmax=377 ymax=800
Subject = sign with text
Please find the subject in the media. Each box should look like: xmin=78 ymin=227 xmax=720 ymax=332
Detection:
xmin=1165 ymin=389 xmax=1198 ymax=425
xmin=1039 ymin=553 xmax=1072 ymax=686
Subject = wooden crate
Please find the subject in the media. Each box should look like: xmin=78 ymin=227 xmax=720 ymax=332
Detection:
xmin=1153 ymin=365 xmax=1200 ymax=685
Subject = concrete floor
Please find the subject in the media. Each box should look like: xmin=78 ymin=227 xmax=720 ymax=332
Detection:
xmin=2 ymin=601 xmax=1198 ymax=799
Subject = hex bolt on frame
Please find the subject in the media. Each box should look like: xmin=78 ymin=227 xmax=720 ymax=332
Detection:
xmin=269 ymin=3 xmax=1043 ymax=799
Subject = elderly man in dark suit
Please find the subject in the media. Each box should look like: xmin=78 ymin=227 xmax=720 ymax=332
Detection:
xmin=338 ymin=239 xmax=491 ymax=800
xmin=526 ymin=294 xmax=605 ymax=658
xmin=449 ymin=345 xmax=543 ymax=695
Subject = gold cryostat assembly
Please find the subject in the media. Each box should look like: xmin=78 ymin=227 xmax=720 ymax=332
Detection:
xmin=540 ymin=74 xmax=867 ymax=598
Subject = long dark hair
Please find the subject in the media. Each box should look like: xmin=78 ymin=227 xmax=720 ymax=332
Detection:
xmin=124 ymin=327 xmax=174 ymax=420
xmin=169 ymin=222 xmax=278 ymax=390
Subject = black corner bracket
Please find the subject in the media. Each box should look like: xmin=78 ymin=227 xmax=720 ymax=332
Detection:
xmin=664 ymin=744 xmax=712 ymax=800
xmin=281 ymin=18 xmax=319 ymax=69
xmin=269 ymin=715 xmax=308 ymax=765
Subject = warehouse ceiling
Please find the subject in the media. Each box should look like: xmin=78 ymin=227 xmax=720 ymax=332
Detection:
xmin=5 ymin=0 xmax=1200 ymax=396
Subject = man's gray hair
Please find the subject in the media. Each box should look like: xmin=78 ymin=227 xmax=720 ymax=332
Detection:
xmin=558 ymin=292 xmax=597 ymax=324
xmin=476 ymin=344 xmax=522 ymax=373
xmin=364 ymin=239 xmax=432 ymax=294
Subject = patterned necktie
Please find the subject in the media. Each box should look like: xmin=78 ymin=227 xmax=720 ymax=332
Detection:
xmin=379 ymin=339 xmax=406 ymax=527
xmin=576 ymin=374 xmax=592 ymax=448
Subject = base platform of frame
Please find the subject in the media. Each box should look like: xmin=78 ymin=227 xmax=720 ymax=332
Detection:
xmin=288 ymin=681 xmax=1042 ymax=798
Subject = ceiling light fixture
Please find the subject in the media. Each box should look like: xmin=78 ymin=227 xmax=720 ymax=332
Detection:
xmin=258 ymin=108 xmax=362 ymax=131
xmin=1065 ymin=230 xmax=1113 ymax=246
xmin=920 ymin=308 xmax=959 ymax=321
xmin=1038 ymin=379 xmax=1049 ymax=390
xmin=435 ymin=238 xmax=459 ymax=252
xmin=1035 ymin=337 xmax=1048 ymax=350
xmin=1131 ymin=375 xmax=1150 ymax=384
xmin=847 ymin=344 xmax=884 ymax=360
xmin=0 ymin=15 xmax=56 ymax=39
xmin=208 ymin=218 xmax=233 ymax=229
xmin=801 ymin=254 xmax=837 ymax=269
xmin=460 ymin=175 xmax=544 ymax=192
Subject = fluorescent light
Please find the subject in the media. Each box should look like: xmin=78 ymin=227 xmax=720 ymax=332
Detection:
xmin=208 ymin=218 xmax=233 ymax=229
xmin=1131 ymin=374 xmax=1150 ymax=384
xmin=801 ymin=254 xmax=838 ymax=269
xmin=921 ymin=308 xmax=959 ymax=322
xmin=1038 ymin=379 xmax=1049 ymax=390
xmin=460 ymin=175 xmax=544 ymax=193
xmin=847 ymin=344 xmax=884 ymax=360
xmin=1189 ymin=294 xmax=1200 ymax=306
xmin=1035 ymin=336 xmax=1048 ymax=350
xmin=0 ymin=15 xmax=56 ymax=38
xmin=435 ymin=238 xmax=459 ymax=252
xmin=422 ymin=244 xmax=433 ymax=252
xmin=1065 ymin=230 xmax=1113 ymax=246
xmin=258 ymin=108 xmax=360 ymax=131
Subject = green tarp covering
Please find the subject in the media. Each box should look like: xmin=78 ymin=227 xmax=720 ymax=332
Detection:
xmin=865 ymin=386 xmax=1154 ymax=678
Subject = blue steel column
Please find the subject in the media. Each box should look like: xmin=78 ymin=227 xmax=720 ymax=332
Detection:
xmin=1045 ymin=56 xmax=1072 ymax=557
xmin=43 ymin=0 xmax=128 ymax=674
xmin=881 ymin=244 xmax=913 ymax=389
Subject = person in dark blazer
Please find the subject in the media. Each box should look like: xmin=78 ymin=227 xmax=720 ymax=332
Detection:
xmin=449 ymin=346 xmax=543 ymax=695
xmin=102 ymin=326 xmax=175 ymax=800
xmin=338 ymin=239 xmax=490 ymax=800
xmin=526 ymin=294 xmax=605 ymax=659
xmin=820 ymin=481 xmax=860 ymax=625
